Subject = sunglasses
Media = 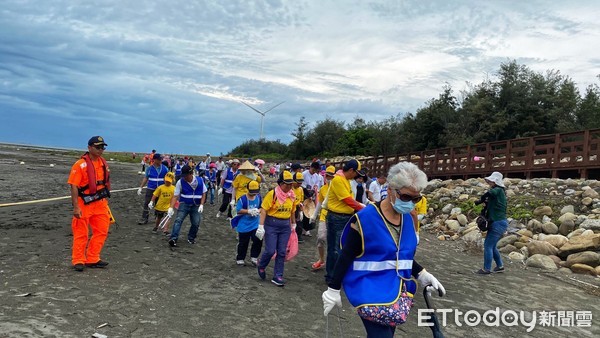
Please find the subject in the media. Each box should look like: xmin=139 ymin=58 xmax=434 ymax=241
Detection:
xmin=93 ymin=145 xmax=106 ymax=150
xmin=395 ymin=190 xmax=422 ymax=203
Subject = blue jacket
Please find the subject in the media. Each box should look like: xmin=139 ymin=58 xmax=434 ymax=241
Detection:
xmin=341 ymin=204 xmax=418 ymax=307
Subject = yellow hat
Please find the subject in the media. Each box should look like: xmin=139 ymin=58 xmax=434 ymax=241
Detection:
xmin=164 ymin=172 xmax=175 ymax=183
xmin=247 ymin=180 xmax=260 ymax=194
xmin=282 ymin=171 xmax=293 ymax=184
xmin=293 ymin=172 xmax=304 ymax=183
xmin=326 ymin=165 xmax=336 ymax=176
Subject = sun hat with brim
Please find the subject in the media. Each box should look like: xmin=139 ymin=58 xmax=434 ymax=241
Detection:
xmin=247 ymin=180 xmax=260 ymax=194
xmin=239 ymin=160 xmax=255 ymax=170
xmin=484 ymin=171 xmax=505 ymax=188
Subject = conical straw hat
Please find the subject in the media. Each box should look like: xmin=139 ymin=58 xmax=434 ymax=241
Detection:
xmin=303 ymin=199 xmax=316 ymax=218
xmin=238 ymin=160 xmax=255 ymax=170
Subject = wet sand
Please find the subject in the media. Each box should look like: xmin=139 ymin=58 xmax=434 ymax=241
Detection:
xmin=0 ymin=144 xmax=598 ymax=337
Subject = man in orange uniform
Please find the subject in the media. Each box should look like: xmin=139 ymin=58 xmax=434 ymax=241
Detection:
xmin=68 ymin=136 xmax=112 ymax=272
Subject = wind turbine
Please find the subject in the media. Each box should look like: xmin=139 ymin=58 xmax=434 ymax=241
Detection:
xmin=240 ymin=101 xmax=285 ymax=140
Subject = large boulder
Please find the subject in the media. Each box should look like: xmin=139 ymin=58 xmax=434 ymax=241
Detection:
xmin=445 ymin=220 xmax=461 ymax=232
xmin=526 ymin=254 xmax=558 ymax=271
xmin=497 ymin=235 xmax=518 ymax=248
xmin=462 ymin=230 xmax=482 ymax=247
xmin=543 ymin=234 xmax=568 ymax=249
xmin=582 ymin=188 xmax=599 ymax=199
xmin=570 ymin=263 xmax=597 ymax=276
xmin=558 ymin=220 xmax=575 ymax=236
xmin=499 ymin=244 xmax=517 ymax=254
xmin=579 ymin=219 xmax=600 ymax=231
xmin=541 ymin=222 xmax=559 ymax=235
xmin=565 ymin=251 xmax=600 ymax=268
xmin=558 ymin=234 xmax=600 ymax=258
xmin=527 ymin=240 xmax=559 ymax=256
xmin=558 ymin=212 xmax=577 ymax=224
xmin=508 ymin=252 xmax=525 ymax=261
xmin=533 ymin=206 xmax=553 ymax=217
xmin=456 ymin=214 xmax=468 ymax=226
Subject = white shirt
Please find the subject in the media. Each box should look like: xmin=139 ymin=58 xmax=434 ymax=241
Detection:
xmin=302 ymin=169 xmax=324 ymax=191
xmin=215 ymin=160 xmax=226 ymax=171
xmin=368 ymin=180 xmax=388 ymax=202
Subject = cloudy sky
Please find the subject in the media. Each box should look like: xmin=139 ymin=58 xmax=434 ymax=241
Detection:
xmin=1 ymin=0 xmax=599 ymax=155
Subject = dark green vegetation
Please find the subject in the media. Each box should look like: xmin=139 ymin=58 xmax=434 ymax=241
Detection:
xmin=229 ymin=60 xmax=600 ymax=160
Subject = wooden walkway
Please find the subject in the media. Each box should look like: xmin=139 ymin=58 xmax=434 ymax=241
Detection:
xmin=334 ymin=128 xmax=600 ymax=180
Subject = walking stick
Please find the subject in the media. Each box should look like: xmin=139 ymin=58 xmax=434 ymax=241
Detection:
xmin=424 ymin=285 xmax=445 ymax=338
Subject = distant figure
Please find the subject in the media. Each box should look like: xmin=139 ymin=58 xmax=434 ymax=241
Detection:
xmin=67 ymin=136 xmax=111 ymax=272
xmin=137 ymin=153 xmax=168 ymax=225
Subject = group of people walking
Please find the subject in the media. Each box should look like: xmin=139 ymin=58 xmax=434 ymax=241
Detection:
xmin=68 ymin=135 xmax=508 ymax=337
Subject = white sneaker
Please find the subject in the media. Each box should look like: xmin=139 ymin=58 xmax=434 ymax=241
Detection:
xmin=250 ymin=258 xmax=258 ymax=266
xmin=216 ymin=211 xmax=221 ymax=218
xmin=226 ymin=217 xmax=232 ymax=221
xmin=236 ymin=260 xmax=245 ymax=266
xmin=305 ymin=230 xmax=312 ymax=237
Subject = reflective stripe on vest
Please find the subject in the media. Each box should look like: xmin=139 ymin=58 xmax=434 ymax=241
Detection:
xmin=341 ymin=205 xmax=417 ymax=307
xmin=147 ymin=165 xmax=167 ymax=189
xmin=352 ymin=259 xmax=413 ymax=271
xmin=179 ymin=177 xmax=205 ymax=205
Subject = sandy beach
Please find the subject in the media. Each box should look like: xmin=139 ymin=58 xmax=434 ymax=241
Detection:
xmin=0 ymin=144 xmax=598 ymax=338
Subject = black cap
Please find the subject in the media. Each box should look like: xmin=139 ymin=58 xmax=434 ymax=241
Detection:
xmin=152 ymin=153 xmax=161 ymax=160
xmin=291 ymin=163 xmax=302 ymax=171
xmin=310 ymin=161 xmax=320 ymax=169
xmin=88 ymin=136 xmax=107 ymax=147
xmin=181 ymin=165 xmax=193 ymax=175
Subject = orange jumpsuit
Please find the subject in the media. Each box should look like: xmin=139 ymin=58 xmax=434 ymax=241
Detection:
xmin=67 ymin=157 xmax=111 ymax=265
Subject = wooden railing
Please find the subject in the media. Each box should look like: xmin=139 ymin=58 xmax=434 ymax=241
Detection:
xmin=333 ymin=129 xmax=600 ymax=180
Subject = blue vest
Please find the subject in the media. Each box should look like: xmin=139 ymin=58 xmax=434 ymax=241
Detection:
xmin=341 ymin=205 xmax=417 ymax=307
xmin=179 ymin=177 xmax=206 ymax=205
xmin=175 ymin=163 xmax=182 ymax=175
xmin=207 ymin=170 xmax=217 ymax=183
xmin=147 ymin=165 xmax=168 ymax=190
xmin=222 ymin=168 xmax=238 ymax=190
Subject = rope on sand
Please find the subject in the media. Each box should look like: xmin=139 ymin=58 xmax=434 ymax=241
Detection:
xmin=0 ymin=187 xmax=140 ymax=208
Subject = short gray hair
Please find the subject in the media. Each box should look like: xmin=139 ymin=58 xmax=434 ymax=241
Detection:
xmin=386 ymin=162 xmax=428 ymax=192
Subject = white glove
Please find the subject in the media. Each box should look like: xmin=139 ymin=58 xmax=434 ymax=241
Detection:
xmin=198 ymin=204 xmax=204 ymax=213
xmin=255 ymin=225 xmax=265 ymax=240
xmin=417 ymin=269 xmax=446 ymax=297
xmin=217 ymin=188 xmax=223 ymax=196
xmin=298 ymin=212 xmax=304 ymax=221
xmin=248 ymin=208 xmax=259 ymax=217
xmin=418 ymin=214 xmax=424 ymax=221
xmin=167 ymin=207 xmax=175 ymax=218
xmin=359 ymin=203 xmax=366 ymax=209
xmin=229 ymin=200 xmax=235 ymax=207
xmin=148 ymin=201 xmax=154 ymax=210
xmin=322 ymin=287 xmax=342 ymax=316
xmin=137 ymin=187 xmax=142 ymax=196
xmin=291 ymin=223 xmax=297 ymax=230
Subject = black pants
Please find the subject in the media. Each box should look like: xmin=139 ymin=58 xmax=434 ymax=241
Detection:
xmin=216 ymin=171 xmax=223 ymax=187
xmin=219 ymin=192 xmax=233 ymax=217
xmin=141 ymin=188 xmax=155 ymax=222
xmin=236 ymin=229 xmax=262 ymax=260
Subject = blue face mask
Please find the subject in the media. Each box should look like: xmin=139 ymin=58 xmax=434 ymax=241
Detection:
xmin=392 ymin=198 xmax=415 ymax=214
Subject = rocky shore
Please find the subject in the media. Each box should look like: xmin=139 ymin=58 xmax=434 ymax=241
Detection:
xmin=422 ymin=177 xmax=600 ymax=277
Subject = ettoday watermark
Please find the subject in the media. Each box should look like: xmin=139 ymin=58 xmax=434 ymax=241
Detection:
xmin=418 ymin=308 xmax=593 ymax=332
